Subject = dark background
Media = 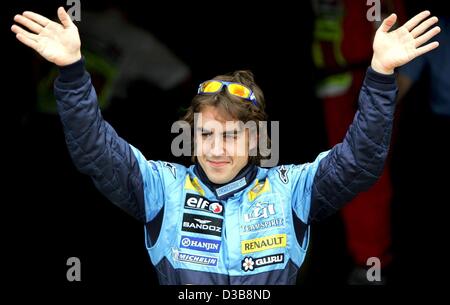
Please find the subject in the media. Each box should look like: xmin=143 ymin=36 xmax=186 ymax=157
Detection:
xmin=2 ymin=0 xmax=449 ymax=293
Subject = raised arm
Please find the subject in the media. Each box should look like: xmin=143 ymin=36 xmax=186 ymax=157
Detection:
xmin=11 ymin=8 xmax=156 ymax=222
xmin=308 ymin=11 xmax=440 ymax=223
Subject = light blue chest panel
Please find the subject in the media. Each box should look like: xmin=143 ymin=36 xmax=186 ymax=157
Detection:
xmin=130 ymin=146 xmax=328 ymax=284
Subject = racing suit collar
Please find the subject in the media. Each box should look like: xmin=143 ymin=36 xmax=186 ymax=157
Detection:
xmin=194 ymin=162 xmax=258 ymax=200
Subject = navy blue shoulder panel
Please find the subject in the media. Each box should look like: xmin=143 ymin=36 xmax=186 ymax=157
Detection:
xmin=309 ymin=67 xmax=397 ymax=223
xmin=54 ymin=58 xmax=146 ymax=222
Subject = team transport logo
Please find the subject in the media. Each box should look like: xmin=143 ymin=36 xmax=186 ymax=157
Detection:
xmin=241 ymin=198 xmax=285 ymax=235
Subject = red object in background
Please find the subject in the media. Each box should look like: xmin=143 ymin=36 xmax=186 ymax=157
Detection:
xmin=322 ymin=69 xmax=392 ymax=267
xmin=315 ymin=0 xmax=406 ymax=269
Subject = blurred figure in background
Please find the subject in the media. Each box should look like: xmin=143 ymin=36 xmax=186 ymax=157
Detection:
xmin=392 ymin=0 xmax=450 ymax=283
xmin=35 ymin=2 xmax=191 ymax=115
xmin=311 ymin=0 xmax=406 ymax=284
xmin=397 ymin=10 xmax=449 ymax=118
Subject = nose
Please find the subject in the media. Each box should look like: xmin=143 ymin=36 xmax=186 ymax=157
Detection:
xmin=210 ymin=134 xmax=225 ymax=156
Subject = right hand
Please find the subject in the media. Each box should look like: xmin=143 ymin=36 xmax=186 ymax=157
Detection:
xmin=11 ymin=7 xmax=81 ymax=66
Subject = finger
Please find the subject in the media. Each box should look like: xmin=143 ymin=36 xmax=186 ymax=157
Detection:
xmin=380 ymin=13 xmax=397 ymax=32
xmin=411 ymin=16 xmax=438 ymax=38
xmin=22 ymin=11 xmax=51 ymax=27
xmin=57 ymin=7 xmax=73 ymax=28
xmin=15 ymin=33 xmax=39 ymax=51
xmin=415 ymin=41 xmax=439 ymax=57
xmin=13 ymin=14 xmax=43 ymax=34
xmin=403 ymin=10 xmax=430 ymax=32
xmin=11 ymin=24 xmax=39 ymax=41
xmin=415 ymin=26 xmax=441 ymax=48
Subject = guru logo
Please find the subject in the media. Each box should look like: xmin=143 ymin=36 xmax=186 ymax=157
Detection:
xmin=242 ymin=254 xmax=285 ymax=272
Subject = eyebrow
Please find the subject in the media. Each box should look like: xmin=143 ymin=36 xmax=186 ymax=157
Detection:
xmin=197 ymin=127 xmax=243 ymax=135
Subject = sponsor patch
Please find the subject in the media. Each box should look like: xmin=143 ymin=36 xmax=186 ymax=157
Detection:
xmin=248 ymin=179 xmax=271 ymax=202
xmin=243 ymin=202 xmax=276 ymax=222
xmin=216 ymin=177 xmax=247 ymax=198
xmin=241 ymin=194 xmax=286 ymax=235
xmin=182 ymin=213 xmax=223 ymax=237
xmin=241 ymin=234 xmax=287 ymax=254
xmin=242 ymin=254 xmax=285 ymax=272
xmin=277 ymin=165 xmax=289 ymax=184
xmin=184 ymin=176 xmax=206 ymax=196
xmin=184 ymin=194 xmax=224 ymax=216
xmin=163 ymin=162 xmax=177 ymax=178
xmin=172 ymin=249 xmax=218 ymax=267
xmin=241 ymin=218 xmax=285 ymax=234
xmin=180 ymin=235 xmax=221 ymax=253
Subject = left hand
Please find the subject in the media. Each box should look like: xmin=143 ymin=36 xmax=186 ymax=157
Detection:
xmin=371 ymin=10 xmax=440 ymax=74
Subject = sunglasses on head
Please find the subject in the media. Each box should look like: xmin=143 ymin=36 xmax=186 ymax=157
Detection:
xmin=197 ymin=80 xmax=258 ymax=107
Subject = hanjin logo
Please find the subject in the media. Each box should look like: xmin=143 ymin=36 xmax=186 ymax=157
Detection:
xmin=182 ymin=213 xmax=223 ymax=237
xmin=180 ymin=236 xmax=221 ymax=253
xmin=184 ymin=194 xmax=224 ymax=216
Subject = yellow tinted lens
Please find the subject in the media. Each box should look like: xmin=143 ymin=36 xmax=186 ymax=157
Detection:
xmin=228 ymin=84 xmax=250 ymax=98
xmin=202 ymin=81 xmax=223 ymax=93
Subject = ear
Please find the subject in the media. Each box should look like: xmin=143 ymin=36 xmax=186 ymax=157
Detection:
xmin=248 ymin=128 xmax=258 ymax=154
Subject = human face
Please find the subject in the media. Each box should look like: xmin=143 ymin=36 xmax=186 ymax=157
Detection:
xmin=195 ymin=106 xmax=251 ymax=184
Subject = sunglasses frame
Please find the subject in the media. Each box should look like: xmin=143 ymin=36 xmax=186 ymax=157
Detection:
xmin=197 ymin=80 xmax=258 ymax=107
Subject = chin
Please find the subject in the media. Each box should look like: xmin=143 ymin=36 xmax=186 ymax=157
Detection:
xmin=208 ymin=175 xmax=232 ymax=185
xmin=206 ymin=169 xmax=234 ymax=184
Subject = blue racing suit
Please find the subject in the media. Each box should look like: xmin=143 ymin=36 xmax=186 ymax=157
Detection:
xmin=54 ymin=58 xmax=397 ymax=284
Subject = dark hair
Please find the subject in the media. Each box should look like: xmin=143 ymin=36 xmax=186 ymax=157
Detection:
xmin=182 ymin=70 xmax=270 ymax=165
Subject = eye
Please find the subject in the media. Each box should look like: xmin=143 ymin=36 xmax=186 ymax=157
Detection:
xmin=224 ymin=132 xmax=239 ymax=139
xmin=201 ymin=131 xmax=212 ymax=138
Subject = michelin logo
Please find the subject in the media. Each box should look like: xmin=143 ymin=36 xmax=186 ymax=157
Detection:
xmin=172 ymin=249 xmax=218 ymax=267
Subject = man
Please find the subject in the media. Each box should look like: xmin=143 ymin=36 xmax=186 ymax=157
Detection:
xmin=11 ymin=7 xmax=439 ymax=284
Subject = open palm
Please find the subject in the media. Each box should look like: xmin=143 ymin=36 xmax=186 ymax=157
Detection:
xmin=11 ymin=7 xmax=81 ymax=66
xmin=371 ymin=11 xmax=440 ymax=74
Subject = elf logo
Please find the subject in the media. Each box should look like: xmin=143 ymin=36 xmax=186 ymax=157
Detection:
xmin=184 ymin=194 xmax=224 ymax=216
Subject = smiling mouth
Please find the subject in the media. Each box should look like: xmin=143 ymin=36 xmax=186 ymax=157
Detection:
xmin=207 ymin=160 xmax=230 ymax=168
